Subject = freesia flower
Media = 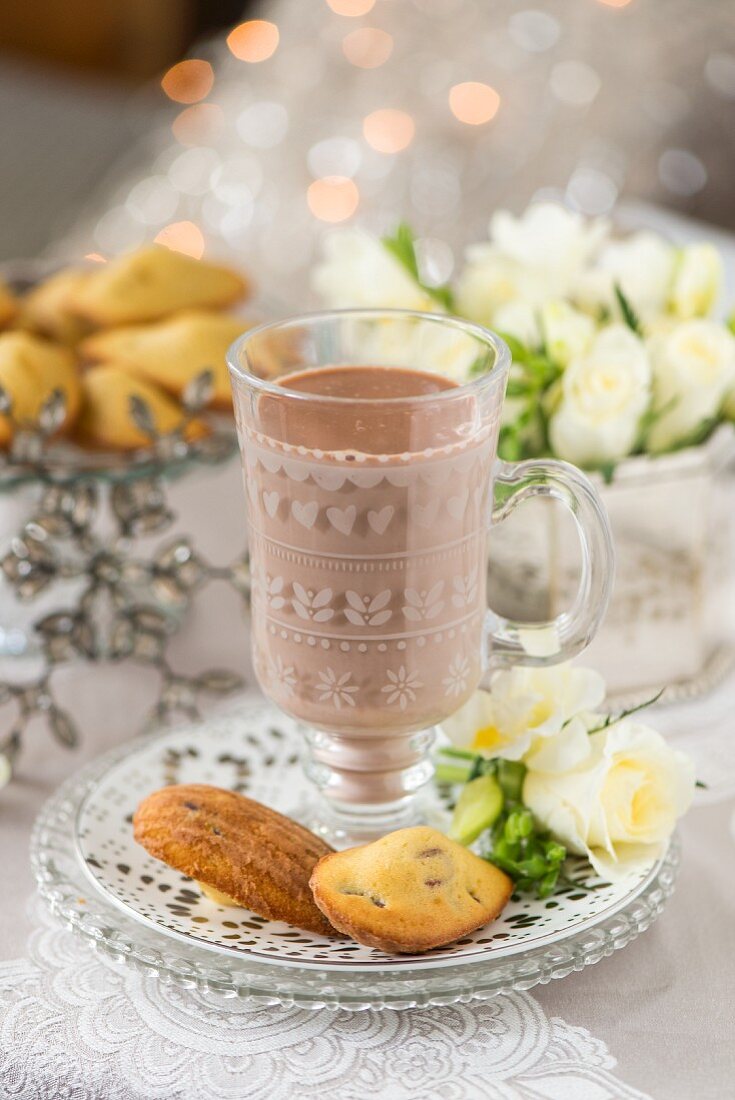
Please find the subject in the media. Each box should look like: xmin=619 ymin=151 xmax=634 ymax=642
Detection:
xmin=669 ymin=243 xmax=723 ymax=319
xmin=493 ymin=300 xmax=541 ymax=348
xmin=456 ymin=203 xmax=607 ymax=326
xmin=490 ymin=204 xmax=608 ymax=291
xmin=646 ymin=320 xmax=735 ymax=452
xmin=576 ymin=232 xmax=675 ymax=321
xmin=311 ymin=228 xmax=437 ymax=311
xmin=539 ymin=300 xmax=596 ymax=367
xmin=441 ymin=663 xmax=605 ymax=763
xmin=524 ymin=718 xmax=695 ymax=879
xmin=548 ymin=325 xmax=652 ymax=466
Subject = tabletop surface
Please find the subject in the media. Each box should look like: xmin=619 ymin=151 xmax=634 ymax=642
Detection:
xmin=2 ymin=206 xmax=735 ymax=1098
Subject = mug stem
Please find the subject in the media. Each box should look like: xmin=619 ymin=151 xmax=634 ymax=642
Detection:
xmin=302 ymin=725 xmax=436 ymax=844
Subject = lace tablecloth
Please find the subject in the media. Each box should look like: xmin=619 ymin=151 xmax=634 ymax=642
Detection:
xmin=1 ymin=661 xmax=734 ymax=1099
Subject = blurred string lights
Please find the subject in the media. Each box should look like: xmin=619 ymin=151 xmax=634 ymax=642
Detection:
xmin=56 ymin=0 xmax=735 ymax=298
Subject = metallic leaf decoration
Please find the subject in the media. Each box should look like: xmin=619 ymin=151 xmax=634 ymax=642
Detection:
xmin=129 ymin=395 xmax=157 ymax=439
xmin=48 ymin=705 xmax=79 ymax=748
xmin=111 ymin=478 xmax=172 ymax=536
xmin=196 ymin=669 xmax=245 ymax=693
xmin=38 ymin=389 xmax=67 ymax=436
xmin=2 ymin=527 xmax=58 ymax=600
xmin=36 ymin=482 xmax=97 ymax=537
xmin=194 ymin=433 xmax=237 ymax=464
xmin=229 ymin=557 xmax=251 ymax=601
xmin=183 ymin=369 xmax=215 ymax=413
xmin=0 ymin=357 xmax=252 ymax=765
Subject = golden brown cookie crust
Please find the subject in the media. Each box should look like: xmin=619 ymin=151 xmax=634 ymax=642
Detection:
xmin=309 ymin=826 xmax=513 ymax=953
xmin=133 ymin=784 xmax=340 ymax=938
xmin=69 ymin=246 xmax=248 ymax=326
xmin=75 ymin=364 xmax=205 ymax=450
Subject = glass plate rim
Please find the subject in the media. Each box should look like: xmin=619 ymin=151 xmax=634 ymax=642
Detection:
xmin=31 ymin=714 xmax=680 ymax=1009
xmin=70 ymin=727 xmax=667 ymax=972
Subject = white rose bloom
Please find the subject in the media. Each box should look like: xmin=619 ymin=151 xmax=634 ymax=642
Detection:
xmin=455 ymin=245 xmax=551 ymax=326
xmin=311 ymin=228 xmax=437 ymax=311
xmin=669 ymin=243 xmax=723 ymax=319
xmin=548 ymin=325 xmax=652 ymax=466
xmin=456 ymin=203 xmax=607 ymax=326
xmin=524 ymin=719 xmax=696 ymax=880
xmin=540 ymin=300 xmax=596 ymax=367
xmin=441 ymin=663 xmax=605 ymax=763
xmin=646 ymin=320 xmax=735 ymax=452
xmin=493 ymin=300 xmax=541 ymax=349
xmin=490 ymin=204 xmax=608 ymax=292
xmin=576 ymin=232 xmax=675 ymax=321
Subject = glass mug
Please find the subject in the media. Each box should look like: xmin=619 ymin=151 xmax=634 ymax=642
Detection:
xmin=228 ymin=310 xmax=614 ymax=841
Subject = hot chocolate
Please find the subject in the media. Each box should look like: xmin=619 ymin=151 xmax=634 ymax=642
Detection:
xmin=244 ymin=364 xmax=495 ymax=738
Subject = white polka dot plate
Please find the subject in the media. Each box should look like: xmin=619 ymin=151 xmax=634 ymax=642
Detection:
xmin=32 ymin=696 xmax=679 ymax=1010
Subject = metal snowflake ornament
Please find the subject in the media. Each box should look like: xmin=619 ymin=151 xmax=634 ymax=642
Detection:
xmin=0 ymin=378 xmax=251 ymax=783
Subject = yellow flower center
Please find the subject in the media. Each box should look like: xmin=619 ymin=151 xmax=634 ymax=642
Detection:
xmin=472 ymin=724 xmax=513 ymax=752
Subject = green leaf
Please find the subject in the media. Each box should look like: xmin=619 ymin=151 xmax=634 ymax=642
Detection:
xmin=496 ymin=759 xmax=527 ymax=803
xmin=635 ymin=395 xmax=678 ymax=452
xmin=614 ymin=283 xmax=643 ymax=337
xmin=587 ymin=687 xmax=665 ymax=734
xmin=434 ymin=762 xmax=474 ymax=784
xmin=381 ymin=222 xmax=455 ymax=311
xmin=496 ymin=331 xmax=530 ymax=362
xmin=598 ymin=462 xmax=616 ymax=485
xmin=664 ymin=415 xmax=721 ymax=453
xmin=382 ymin=222 xmax=419 ymax=280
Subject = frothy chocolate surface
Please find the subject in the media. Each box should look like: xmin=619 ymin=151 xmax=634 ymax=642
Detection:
xmin=257 ymin=365 xmax=473 ymax=455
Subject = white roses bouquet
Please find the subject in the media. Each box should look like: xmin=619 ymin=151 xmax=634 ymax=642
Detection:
xmin=312 ymin=205 xmax=735 ymax=475
xmin=436 ymin=664 xmax=696 ymax=891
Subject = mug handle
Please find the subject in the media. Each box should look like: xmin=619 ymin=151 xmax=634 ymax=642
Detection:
xmin=485 ymin=458 xmax=615 ymax=669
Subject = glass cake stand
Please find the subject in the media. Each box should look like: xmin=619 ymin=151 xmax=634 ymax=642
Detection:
xmin=31 ymin=699 xmax=679 ymax=1011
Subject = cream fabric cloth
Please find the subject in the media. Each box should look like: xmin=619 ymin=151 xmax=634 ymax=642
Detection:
xmin=1 ymin=650 xmax=734 ymax=1098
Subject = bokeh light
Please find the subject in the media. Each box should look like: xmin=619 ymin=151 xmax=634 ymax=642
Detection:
xmin=84 ymin=253 xmax=107 ymax=263
xmin=227 ymin=20 xmax=280 ymax=63
xmin=308 ymin=137 xmax=362 ymax=177
xmin=363 ymin=109 xmax=416 ymax=153
xmin=449 ymin=82 xmax=500 ymax=125
xmin=596 ymin=0 xmax=633 ymax=7
xmin=307 ymin=176 xmax=360 ymax=222
xmin=705 ymin=53 xmax=735 ymax=98
xmin=236 ymin=101 xmax=289 ymax=148
xmin=508 ymin=10 xmax=560 ymax=52
xmin=342 ymin=28 xmax=394 ymax=68
xmin=658 ymin=149 xmax=708 ymax=195
xmin=327 ymin=0 xmax=375 ymax=15
xmin=161 ymin=60 xmax=214 ymax=105
xmin=154 ymin=221 xmax=206 ymax=258
xmin=171 ymin=104 xmax=225 ymax=146
xmin=550 ymin=61 xmax=601 ymax=106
